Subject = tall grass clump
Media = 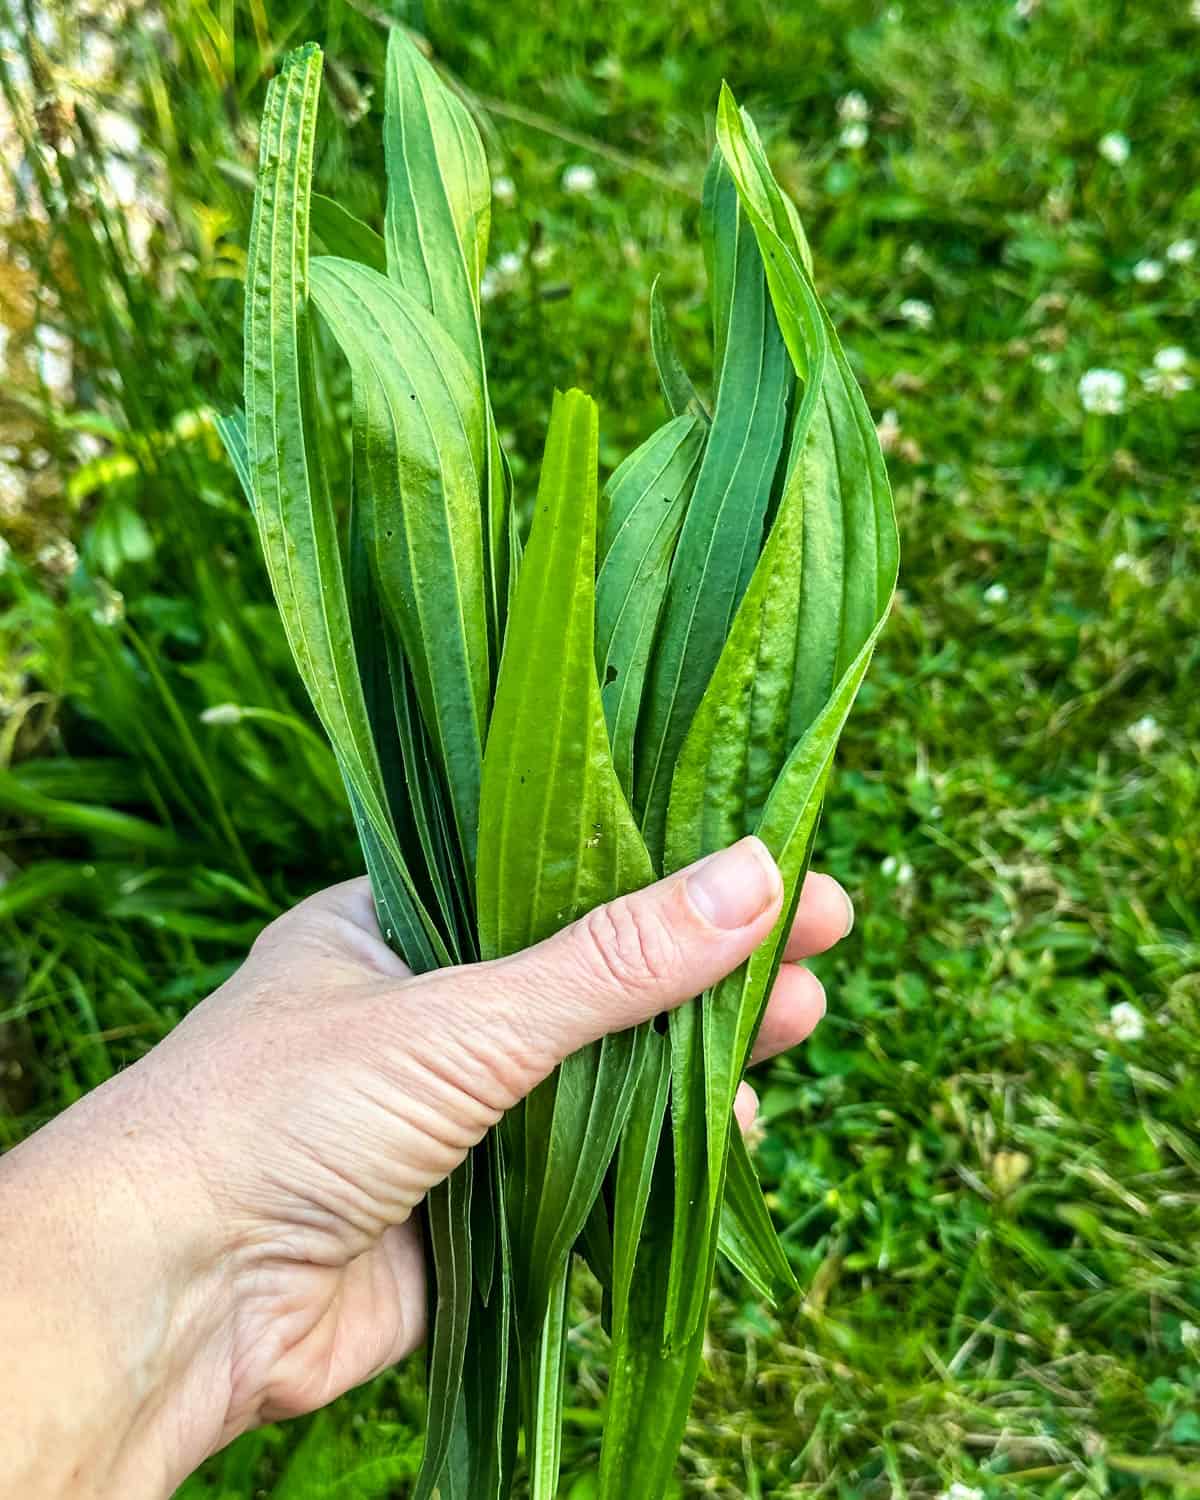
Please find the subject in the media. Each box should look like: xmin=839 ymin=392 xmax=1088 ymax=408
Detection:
xmin=223 ymin=36 xmax=897 ymax=1497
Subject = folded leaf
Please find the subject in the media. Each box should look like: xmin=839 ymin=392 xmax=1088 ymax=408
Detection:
xmin=649 ymin=276 xmax=710 ymax=424
xmin=636 ymin=150 xmax=795 ymax=863
xmin=383 ymin=28 xmax=507 ymax=647
xmin=476 ymin=388 xmax=656 ymax=1482
xmin=241 ymin=43 xmax=446 ymax=974
xmin=718 ymin=1129 xmax=799 ymax=1306
xmin=660 ymin=91 xmax=899 ymax=1348
xmin=595 ymin=412 xmax=705 ymax=799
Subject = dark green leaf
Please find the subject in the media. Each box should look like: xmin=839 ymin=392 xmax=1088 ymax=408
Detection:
xmin=635 ymin=151 xmax=795 ymax=864
xmin=649 ymin=277 xmax=710 ymax=424
xmin=596 ymin=413 xmax=704 ymax=799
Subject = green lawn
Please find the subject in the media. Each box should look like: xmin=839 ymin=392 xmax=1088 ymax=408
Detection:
xmin=1 ymin=1 xmax=1198 ymax=1495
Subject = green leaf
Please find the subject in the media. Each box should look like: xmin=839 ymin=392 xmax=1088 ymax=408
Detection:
xmin=658 ymin=89 xmax=899 ymax=1348
xmin=241 ymin=43 xmax=445 ymax=973
xmin=214 ymin=407 xmax=252 ymax=509
xmin=310 ymin=192 xmax=387 ymax=272
xmin=412 ymin=1159 xmax=474 ymax=1500
xmin=595 ymin=413 xmax=705 ymax=799
xmin=476 ymin=389 xmax=656 ymax=1474
xmin=383 ymin=28 xmax=507 ymax=648
xmin=635 ymin=150 xmax=795 ymax=864
xmin=309 ymin=255 xmax=490 ymax=877
xmin=718 ymin=1130 xmax=799 ymax=1306
xmin=649 ymin=277 xmax=710 ymax=424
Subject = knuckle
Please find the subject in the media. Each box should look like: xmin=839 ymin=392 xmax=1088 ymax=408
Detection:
xmin=577 ymin=895 xmax=680 ymax=993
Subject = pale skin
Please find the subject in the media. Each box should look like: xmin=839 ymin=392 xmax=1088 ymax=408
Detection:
xmin=0 ymin=835 xmax=853 ymax=1498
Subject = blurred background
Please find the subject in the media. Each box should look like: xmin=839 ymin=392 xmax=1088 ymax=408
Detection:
xmin=1 ymin=1 xmax=1197 ymax=1495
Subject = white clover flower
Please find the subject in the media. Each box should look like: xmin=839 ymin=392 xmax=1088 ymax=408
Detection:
xmin=1133 ymin=258 xmax=1164 ymax=285
xmin=1109 ymin=1001 xmax=1145 ymax=1042
xmin=492 ymin=175 xmax=516 ymax=206
xmin=91 ymin=582 xmax=125 ymax=627
xmin=876 ymin=408 xmax=901 ymax=453
xmin=497 ymin=251 xmax=524 ymax=277
xmin=480 ymin=269 xmax=501 ymax=302
xmin=840 ymin=121 xmax=869 ymax=150
xmin=36 ymin=538 xmax=79 ymax=576
xmin=1141 ymin=369 xmax=1193 ymax=399
xmin=881 ymin=855 xmax=914 ymax=884
xmin=837 ymin=91 xmax=870 ymax=123
xmin=1166 ymin=238 xmax=1196 ymax=264
xmin=1127 ymin=714 xmax=1162 ymax=754
xmin=1141 ymin=348 xmax=1193 ymax=397
xmin=1078 ymin=368 xmax=1126 ymax=415
xmin=1098 ymin=131 xmax=1130 ymax=167
xmin=984 ymin=582 xmax=1009 ymax=605
xmin=898 ymin=297 xmax=933 ymax=330
xmin=200 ymin=703 xmax=244 ymax=726
xmin=561 ymin=162 xmax=598 ymax=195
xmin=1153 ymin=346 xmax=1188 ymax=373
xmin=939 ymin=1483 xmax=984 ymax=1500
xmin=34 ymin=323 xmax=73 ymax=393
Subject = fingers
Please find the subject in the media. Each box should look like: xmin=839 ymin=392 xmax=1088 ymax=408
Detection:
xmin=749 ymin=962 xmax=826 ymax=1064
xmin=442 ymin=836 xmax=783 ymax=1084
xmin=784 ymin=871 xmax=854 ymax=960
xmin=734 ymin=1080 xmax=759 ymax=1133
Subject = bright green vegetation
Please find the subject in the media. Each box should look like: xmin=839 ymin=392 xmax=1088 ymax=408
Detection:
xmin=1 ymin=2 xmax=1197 ymax=1497
xmin=229 ymin=36 xmax=895 ymax=1492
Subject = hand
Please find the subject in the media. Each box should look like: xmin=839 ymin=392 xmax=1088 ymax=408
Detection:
xmin=0 ymin=837 xmax=853 ymax=1498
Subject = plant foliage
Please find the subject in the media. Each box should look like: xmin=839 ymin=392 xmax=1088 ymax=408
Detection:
xmin=228 ymin=36 xmax=897 ymax=1496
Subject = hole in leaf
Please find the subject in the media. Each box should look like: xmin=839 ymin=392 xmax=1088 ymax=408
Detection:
xmin=604 ymin=664 xmax=618 ymax=685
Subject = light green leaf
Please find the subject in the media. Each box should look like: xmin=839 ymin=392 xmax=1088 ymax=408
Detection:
xmin=383 ymin=28 xmax=507 ymax=646
xmin=241 ymin=43 xmax=446 ymax=973
xmin=214 ymin=407 xmax=252 ymax=509
xmin=476 ymin=389 xmax=656 ymax=1476
xmin=309 ymin=255 xmax=490 ymax=876
xmin=596 ymin=413 xmax=705 ymax=798
xmin=310 ymin=192 xmax=387 ymax=272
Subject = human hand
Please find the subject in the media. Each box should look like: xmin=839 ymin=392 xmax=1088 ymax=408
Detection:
xmin=0 ymin=837 xmax=853 ymax=1498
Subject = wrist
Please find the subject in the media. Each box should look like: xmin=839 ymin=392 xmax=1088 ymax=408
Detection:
xmin=0 ymin=1063 xmax=239 ymax=1498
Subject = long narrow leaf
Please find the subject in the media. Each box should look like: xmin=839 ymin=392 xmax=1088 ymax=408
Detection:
xmin=476 ymin=388 xmax=656 ymax=1476
xmin=595 ymin=412 xmax=705 ymax=798
xmin=382 ymin=29 xmax=507 ymax=647
xmin=635 ymin=151 xmax=795 ymax=862
xmin=241 ymin=43 xmax=446 ymax=972
xmin=309 ymin=255 xmax=490 ymax=876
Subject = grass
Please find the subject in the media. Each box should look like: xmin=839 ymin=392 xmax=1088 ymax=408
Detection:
xmin=2 ymin=0 xmax=1198 ymax=1495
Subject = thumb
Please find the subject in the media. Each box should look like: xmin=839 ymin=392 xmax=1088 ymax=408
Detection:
xmin=440 ymin=836 xmax=782 ymax=1092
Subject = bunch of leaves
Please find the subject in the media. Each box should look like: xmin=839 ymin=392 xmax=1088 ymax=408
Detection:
xmin=226 ymin=31 xmax=898 ymax=1498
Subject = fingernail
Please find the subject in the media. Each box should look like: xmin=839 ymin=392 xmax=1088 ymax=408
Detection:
xmin=687 ymin=836 xmax=781 ymax=930
xmin=839 ymin=885 xmax=856 ymax=938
